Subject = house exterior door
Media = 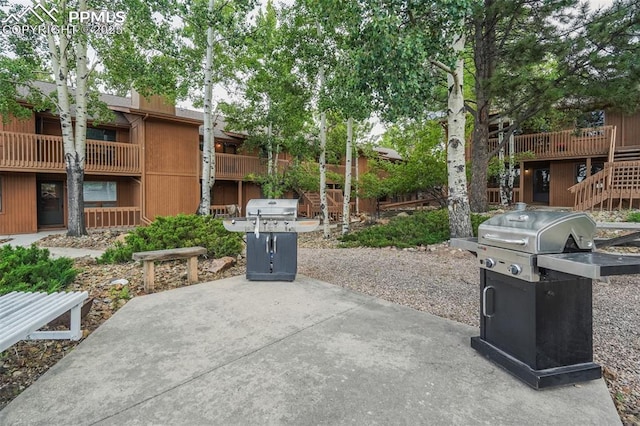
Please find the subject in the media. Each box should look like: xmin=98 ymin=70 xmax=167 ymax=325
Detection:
xmin=37 ymin=181 xmax=64 ymax=227
xmin=533 ymin=168 xmax=550 ymax=204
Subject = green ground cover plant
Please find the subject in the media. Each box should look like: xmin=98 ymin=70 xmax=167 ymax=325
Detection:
xmin=0 ymin=245 xmax=77 ymax=295
xmin=626 ymin=211 xmax=640 ymax=222
xmin=339 ymin=209 xmax=489 ymax=248
xmin=98 ymin=214 xmax=244 ymax=263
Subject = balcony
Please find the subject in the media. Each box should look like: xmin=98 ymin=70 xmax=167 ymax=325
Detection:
xmin=487 ymin=125 xmax=614 ymax=160
xmin=0 ymin=131 xmax=141 ymax=175
xmin=212 ymin=153 xmax=289 ymax=180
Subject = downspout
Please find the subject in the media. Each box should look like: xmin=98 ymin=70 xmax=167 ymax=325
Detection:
xmin=140 ymin=113 xmax=152 ymax=225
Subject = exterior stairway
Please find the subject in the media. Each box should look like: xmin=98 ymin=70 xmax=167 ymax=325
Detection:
xmin=299 ymin=190 xmax=344 ymax=221
xmin=613 ymin=147 xmax=640 ymax=162
xmin=570 ymin=159 xmax=640 ymax=210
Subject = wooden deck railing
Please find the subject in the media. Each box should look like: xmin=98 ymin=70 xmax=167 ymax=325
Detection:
xmin=84 ymin=207 xmax=141 ymax=229
xmin=569 ymin=161 xmax=640 ymax=210
xmin=488 ymin=125 xmax=614 ymax=159
xmin=487 ymin=188 xmax=522 ymax=205
xmin=0 ymin=131 xmax=140 ymax=174
xmin=212 ymin=153 xmax=289 ymax=180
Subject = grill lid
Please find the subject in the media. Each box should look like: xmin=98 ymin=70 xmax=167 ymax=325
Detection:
xmin=246 ymin=199 xmax=298 ymax=218
xmin=478 ymin=211 xmax=596 ymax=254
xmin=223 ymin=198 xmax=319 ymax=235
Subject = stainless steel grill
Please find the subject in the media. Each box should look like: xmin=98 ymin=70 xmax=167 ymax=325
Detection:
xmin=454 ymin=210 xmax=640 ymax=282
xmin=452 ymin=207 xmax=640 ymax=389
xmin=223 ymin=199 xmax=319 ymax=281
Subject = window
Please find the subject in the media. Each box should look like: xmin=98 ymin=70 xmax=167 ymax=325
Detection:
xmin=577 ymin=111 xmax=605 ymax=129
xmin=86 ymin=127 xmax=117 ymax=142
xmin=84 ymin=181 xmax=117 ymax=207
xmin=576 ymin=162 xmax=604 ymax=183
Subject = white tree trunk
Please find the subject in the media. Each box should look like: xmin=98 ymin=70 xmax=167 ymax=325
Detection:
xmin=507 ymin=125 xmax=515 ymax=204
xmin=319 ymin=110 xmax=329 ymax=238
xmin=45 ymin=0 xmax=87 ymax=236
xmin=267 ymin=121 xmax=273 ymax=177
xmin=498 ymin=118 xmax=509 ymax=206
xmin=199 ymin=0 xmax=216 ymax=215
xmin=355 ymin=141 xmax=359 ymax=215
xmin=446 ymin=33 xmax=473 ymax=238
xmin=342 ymin=117 xmax=353 ymax=235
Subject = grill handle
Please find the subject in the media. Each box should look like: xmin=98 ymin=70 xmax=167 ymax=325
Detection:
xmin=482 ymin=286 xmax=495 ymax=318
xmin=483 ymin=234 xmax=528 ymax=246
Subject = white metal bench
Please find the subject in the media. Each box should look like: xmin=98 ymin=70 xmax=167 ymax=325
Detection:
xmin=0 ymin=291 xmax=89 ymax=353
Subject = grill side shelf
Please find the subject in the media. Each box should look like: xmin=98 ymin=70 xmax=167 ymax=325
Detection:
xmin=450 ymin=237 xmax=479 ymax=253
xmin=537 ymin=252 xmax=640 ymax=280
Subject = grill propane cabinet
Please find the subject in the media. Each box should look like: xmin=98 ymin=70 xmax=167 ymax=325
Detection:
xmin=223 ymin=199 xmax=319 ymax=281
xmin=452 ymin=208 xmax=640 ymax=389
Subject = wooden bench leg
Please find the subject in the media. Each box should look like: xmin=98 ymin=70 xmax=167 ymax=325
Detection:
xmin=143 ymin=260 xmax=155 ymax=292
xmin=187 ymin=256 xmax=198 ymax=284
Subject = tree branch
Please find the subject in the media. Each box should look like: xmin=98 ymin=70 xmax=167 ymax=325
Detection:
xmin=429 ymin=59 xmax=453 ymax=75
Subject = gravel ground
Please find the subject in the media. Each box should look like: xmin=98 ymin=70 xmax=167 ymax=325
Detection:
xmin=1 ymin=214 xmax=639 ymax=424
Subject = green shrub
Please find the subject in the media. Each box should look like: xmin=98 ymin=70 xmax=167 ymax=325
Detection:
xmin=0 ymin=245 xmax=77 ymax=295
xmin=339 ymin=209 xmax=489 ymax=248
xmin=98 ymin=214 xmax=244 ymax=263
xmin=627 ymin=211 xmax=640 ymax=222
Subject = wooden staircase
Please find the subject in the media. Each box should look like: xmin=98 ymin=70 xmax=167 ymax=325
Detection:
xmin=570 ymin=160 xmax=640 ymax=210
xmin=569 ymin=125 xmax=640 ymax=210
xmin=299 ymin=190 xmax=344 ymax=221
xmin=613 ymin=147 xmax=640 ymax=162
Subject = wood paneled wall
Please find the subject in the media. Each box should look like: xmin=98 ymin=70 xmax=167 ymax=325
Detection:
xmin=131 ymin=92 xmax=175 ymax=115
xmin=549 ymin=161 xmax=578 ymax=207
xmin=116 ymin=128 xmax=130 ymax=143
xmin=243 ymin=184 xmax=262 ymax=207
xmin=145 ymin=120 xmax=200 ymax=174
xmin=1 ymin=113 xmax=35 ymax=133
xmin=42 ymin=118 xmax=62 ymax=136
xmin=0 ymin=173 xmax=37 ymax=234
xmin=607 ymin=110 xmax=640 ymax=148
xmin=145 ymin=175 xmax=199 ymax=218
xmin=143 ymin=119 xmax=201 ymax=219
xmin=212 ymin=181 xmax=240 ymax=206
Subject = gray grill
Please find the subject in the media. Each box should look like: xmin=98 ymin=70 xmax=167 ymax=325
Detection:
xmin=451 ymin=207 xmax=640 ymax=389
xmin=223 ymin=199 xmax=319 ymax=281
xmin=454 ymin=210 xmax=640 ymax=281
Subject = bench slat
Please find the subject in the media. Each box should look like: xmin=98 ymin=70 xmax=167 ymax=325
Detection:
xmin=131 ymin=246 xmax=206 ymax=292
xmin=0 ymin=291 xmax=88 ymax=353
xmin=132 ymin=246 xmax=206 ymax=262
xmin=1 ymin=292 xmax=70 ymax=322
xmin=0 ymin=292 xmax=86 ymax=329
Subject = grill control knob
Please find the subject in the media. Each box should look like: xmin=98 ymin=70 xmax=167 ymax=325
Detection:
xmin=484 ymin=258 xmax=496 ymax=268
xmin=508 ymin=264 xmax=522 ymax=275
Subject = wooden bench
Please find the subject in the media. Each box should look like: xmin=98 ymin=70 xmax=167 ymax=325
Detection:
xmin=132 ymin=247 xmax=207 ymax=292
xmin=0 ymin=291 xmax=89 ymax=353
xmin=596 ymin=222 xmax=640 ymax=248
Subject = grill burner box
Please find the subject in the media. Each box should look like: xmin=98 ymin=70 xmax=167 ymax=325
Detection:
xmin=223 ymin=199 xmax=319 ymax=281
xmin=453 ymin=209 xmax=640 ymax=389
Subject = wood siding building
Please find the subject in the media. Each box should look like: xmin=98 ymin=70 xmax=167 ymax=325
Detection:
xmin=1 ymin=82 xmax=374 ymax=235
xmin=480 ymin=109 xmax=640 ymax=210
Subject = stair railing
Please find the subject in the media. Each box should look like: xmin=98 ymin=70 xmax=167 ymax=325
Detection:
xmin=569 ymin=165 xmax=610 ymax=211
